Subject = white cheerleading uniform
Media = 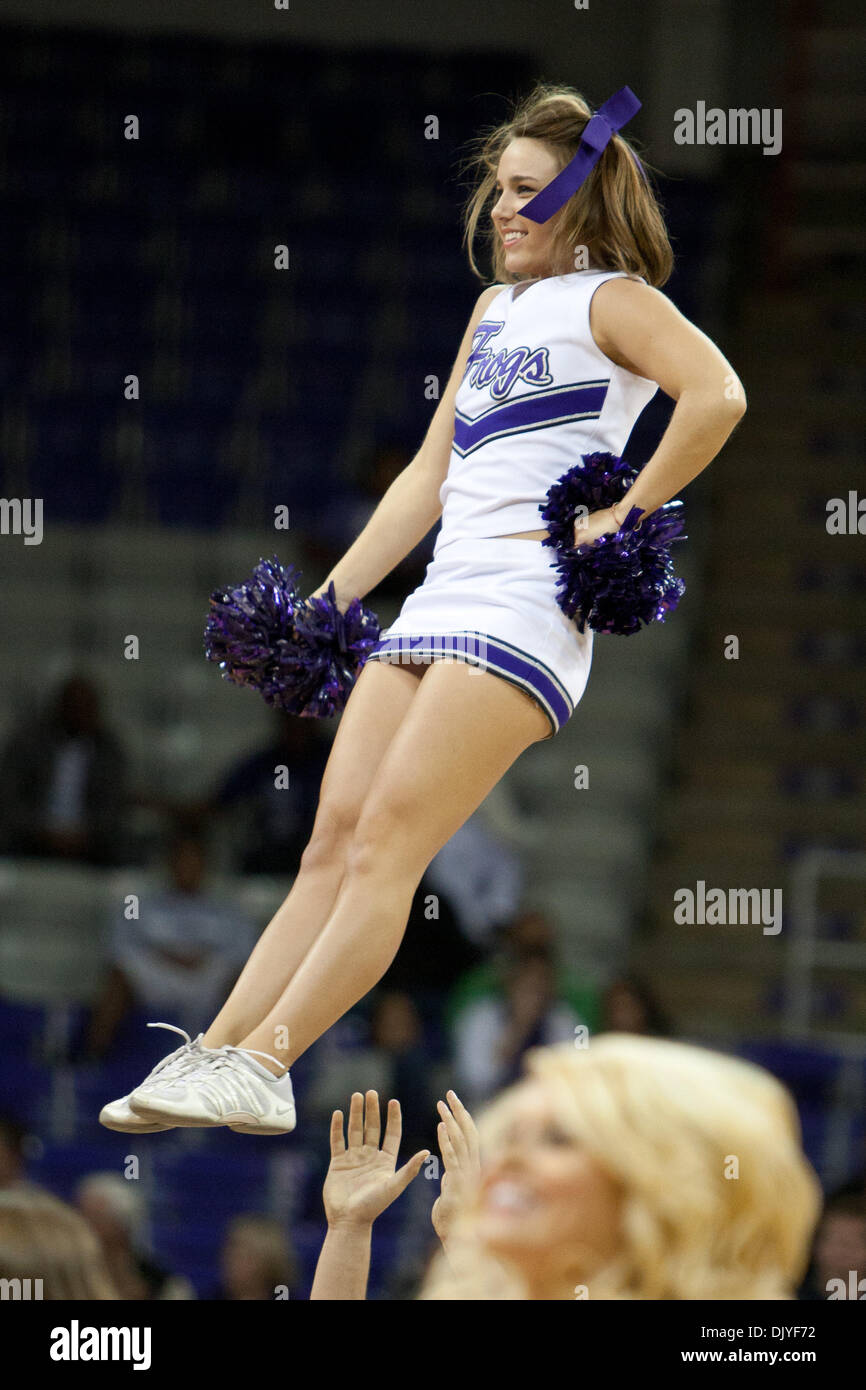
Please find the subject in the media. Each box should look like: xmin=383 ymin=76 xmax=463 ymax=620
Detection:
xmin=365 ymin=269 xmax=659 ymax=737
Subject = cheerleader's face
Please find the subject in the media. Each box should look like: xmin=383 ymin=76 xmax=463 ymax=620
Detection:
xmin=476 ymin=1079 xmax=622 ymax=1294
xmin=492 ymin=139 xmax=560 ymax=276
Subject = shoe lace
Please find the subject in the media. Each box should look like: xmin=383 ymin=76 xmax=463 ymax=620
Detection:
xmin=144 ymin=1022 xmax=200 ymax=1081
xmin=193 ymin=1046 xmax=287 ymax=1116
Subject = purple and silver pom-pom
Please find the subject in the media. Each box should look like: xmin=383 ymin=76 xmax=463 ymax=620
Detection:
xmin=539 ymin=452 xmax=686 ymax=636
xmin=267 ymin=579 xmax=382 ymax=719
xmin=203 ymin=556 xmax=380 ymax=717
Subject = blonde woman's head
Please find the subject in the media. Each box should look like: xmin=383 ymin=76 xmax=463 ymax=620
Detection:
xmin=422 ymin=1035 xmax=822 ymax=1300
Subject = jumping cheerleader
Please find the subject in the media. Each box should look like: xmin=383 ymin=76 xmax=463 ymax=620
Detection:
xmin=101 ymin=82 xmax=746 ymax=1136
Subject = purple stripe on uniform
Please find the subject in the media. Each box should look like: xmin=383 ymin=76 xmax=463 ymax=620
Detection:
xmin=364 ymin=632 xmax=573 ymax=735
xmin=453 ymin=382 xmax=609 ymax=457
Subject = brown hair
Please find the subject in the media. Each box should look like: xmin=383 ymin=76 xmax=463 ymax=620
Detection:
xmin=460 ymin=83 xmax=674 ymax=288
xmin=0 ymin=1186 xmax=118 ymax=1299
xmin=222 ymin=1214 xmax=299 ymax=1293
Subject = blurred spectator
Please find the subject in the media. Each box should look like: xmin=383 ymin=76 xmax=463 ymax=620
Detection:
xmin=424 ymin=777 xmax=545 ymax=952
xmin=0 ymin=1186 xmax=118 ymax=1298
xmin=202 ymin=710 xmax=329 ymax=875
xmin=0 ymin=1115 xmax=28 ymax=1191
xmin=380 ymin=871 xmax=481 ymax=1016
xmin=368 ymin=991 xmax=438 ymax=1155
xmin=447 ymin=909 xmax=601 ymax=1038
xmin=0 ymin=674 xmax=128 ymax=866
xmin=75 ymin=1172 xmax=194 ymax=1300
xmin=304 ymin=441 xmax=431 ymax=601
xmin=601 ymin=973 xmax=671 ymax=1036
xmin=0 ymin=1114 xmax=46 ymax=1196
xmin=426 ymin=804 xmax=526 ymax=949
xmin=308 ymin=989 xmax=438 ymax=1155
xmin=446 ymin=910 xmax=601 ymax=1108
xmin=799 ymin=1187 xmax=866 ymax=1300
xmin=83 ymin=828 xmax=257 ymax=1057
xmin=450 ymin=947 xmax=587 ymax=1108
xmin=210 ymin=1214 xmax=299 ymax=1300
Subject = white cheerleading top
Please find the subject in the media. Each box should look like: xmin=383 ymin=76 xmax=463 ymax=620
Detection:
xmin=433 ymin=270 xmax=659 ymax=556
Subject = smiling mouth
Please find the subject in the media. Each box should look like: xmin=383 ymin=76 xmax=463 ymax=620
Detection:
xmin=483 ymin=1180 xmax=538 ymax=1214
xmin=502 ymin=230 xmax=528 ymax=246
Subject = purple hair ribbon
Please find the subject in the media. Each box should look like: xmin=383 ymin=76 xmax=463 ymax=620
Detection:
xmin=521 ymin=86 xmax=642 ymax=224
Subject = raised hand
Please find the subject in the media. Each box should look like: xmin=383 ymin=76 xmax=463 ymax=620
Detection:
xmin=431 ymin=1089 xmax=482 ymax=1248
xmin=323 ymin=1090 xmax=430 ymax=1229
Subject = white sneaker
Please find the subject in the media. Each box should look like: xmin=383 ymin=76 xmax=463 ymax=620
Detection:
xmin=98 ymin=1023 xmax=207 ymax=1133
xmin=129 ymin=1044 xmax=296 ymax=1134
xmin=99 ymin=1094 xmax=174 ymax=1134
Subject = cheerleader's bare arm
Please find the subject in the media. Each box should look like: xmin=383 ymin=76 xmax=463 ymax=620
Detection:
xmin=591 ymin=277 xmax=747 ymax=519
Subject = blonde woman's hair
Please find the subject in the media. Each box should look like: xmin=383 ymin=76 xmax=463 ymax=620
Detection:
xmin=460 ymin=83 xmax=674 ymax=288
xmin=0 ymin=1185 xmax=119 ymax=1299
xmin=420 ymin=1035 xmax=823 ymax=1300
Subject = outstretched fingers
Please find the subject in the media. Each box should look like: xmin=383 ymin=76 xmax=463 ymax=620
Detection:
xmin=436 ymin=1089 xmax=482 ymax=1216
xmin=329 ymin=1108 xmax=346 ymax=1157
xmin=346 ymin=1091 xmax=365 ymax=1149
xmin=445 ymin=1090 xmax=480 ymax=1163
xmin=437 ymin=1106 xmax=464 ymax=1167
xmin=381 ymin=1097 xmax=403 ymax=1158
xmin=363 ymin=1089 xmax=381 ymax=1149
xmin=438 ymin=1117 xmax=457 ymax=1172
xmin=393 ymin=1147 xmax=431 ymax=1199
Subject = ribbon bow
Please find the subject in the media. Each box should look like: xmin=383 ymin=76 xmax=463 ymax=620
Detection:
xmin=520 ymin=86 xmax=642 ymax=224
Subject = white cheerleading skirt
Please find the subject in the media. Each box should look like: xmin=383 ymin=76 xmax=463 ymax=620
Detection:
xmin=363 ymin=535 xmax=593 ymax=738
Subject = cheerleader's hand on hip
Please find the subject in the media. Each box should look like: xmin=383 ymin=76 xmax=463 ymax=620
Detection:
xmin=572 ymin=506 xmax=622 ymax=549
xmin=431 ymin=1089 xmax=482 ymax=1249
xmin=323 ymin=1091 xmax=429 ymax=1229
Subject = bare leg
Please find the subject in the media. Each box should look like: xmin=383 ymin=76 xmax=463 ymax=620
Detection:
xmin=202 ymin=660 xmax=423 ymax=1049
xmin=237 ymin=659 xmax=550 ymax=1067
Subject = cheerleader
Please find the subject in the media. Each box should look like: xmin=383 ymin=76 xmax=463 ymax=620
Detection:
xmin=101 ymin=83 xmax=746 ymax=1136
xmin=310 ymin=1037 xmax=822 ymax=1300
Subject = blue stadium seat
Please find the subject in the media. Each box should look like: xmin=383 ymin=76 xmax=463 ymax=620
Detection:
xmin=0 ymin=1060 xmax=54 ymax=1129
xmin=0 ymin=1000 xmax=48 ymax=1052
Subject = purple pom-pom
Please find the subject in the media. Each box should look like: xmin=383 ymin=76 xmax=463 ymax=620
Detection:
xmin=539 ymin=452 xmax=686 ymax=636
xmin=267 ymin=581 xmax=382 ymax=718
xmin=203 ymin=557 xmax=380 ymax=717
